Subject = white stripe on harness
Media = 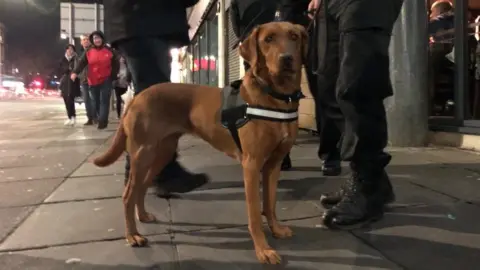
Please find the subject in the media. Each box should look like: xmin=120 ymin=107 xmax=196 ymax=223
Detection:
xmin=246 ymin=107 xmax=298 ymax=120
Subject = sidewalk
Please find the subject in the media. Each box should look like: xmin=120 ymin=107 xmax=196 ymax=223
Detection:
xmin=0 ymin=101 xmax=480 ymax=269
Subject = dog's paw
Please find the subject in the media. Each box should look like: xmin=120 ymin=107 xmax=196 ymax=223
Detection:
xmin=126 ymin=234 xmax=148 ymax=247
xmin=255 ymin=247 xmax=282 ymax=264
xmin=137 ymin=212 xmax=157 ymax=223
xmin=271 ymin=225 xmax=293 ymax=239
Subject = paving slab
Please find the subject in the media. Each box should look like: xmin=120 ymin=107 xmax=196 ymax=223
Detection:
xmin=0 ymin=178 xmax=65 ymax=208
xmin=0 ymin=197 xmax=170 ymax=251
xmin=170 ymin=185 xmax=321 ymax=233
xmin=0 ymin=164 xmax=77 ymax=182
xmin=45 ymin=175 xmax=125 ymax=203
xmin=71 ymin=161 xmax=125 ymax=178
xmin=174 ymin=217 xmax=401 ymax=270
xmin=352 ymin=203 xmax=480 ymax=270
xmin=0 ymin=207 xmax=35 ymax=243
xmin=0 ymin=235 xmax=175 ymax=270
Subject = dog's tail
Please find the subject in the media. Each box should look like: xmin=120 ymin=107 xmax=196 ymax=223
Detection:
xmin=93 ymin=100 xmax=133 ymax=167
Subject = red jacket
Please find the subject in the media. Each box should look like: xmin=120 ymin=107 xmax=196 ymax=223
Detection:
xmin=74 ymin=46 xmax=118 ymax=86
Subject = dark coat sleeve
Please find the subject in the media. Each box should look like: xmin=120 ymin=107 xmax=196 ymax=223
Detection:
xmin=73 ymin=50 xmax=89 ymax=74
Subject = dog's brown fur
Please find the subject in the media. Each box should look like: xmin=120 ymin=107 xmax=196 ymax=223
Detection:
xmin=93 ymin=22 xmax=308 ymax=264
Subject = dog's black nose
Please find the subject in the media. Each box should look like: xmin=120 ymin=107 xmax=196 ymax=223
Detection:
xmin=279 ymin=54 xmax=293 ymax=67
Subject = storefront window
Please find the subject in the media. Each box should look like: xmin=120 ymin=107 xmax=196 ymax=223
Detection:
xmin=208 ymin=15 xmax=219 ymax=86
xmin=199 ymin=25 xmax=209 ymax=85
xmin=428 ymin=0 xmax=480 ymax=121
xmin=193 ymin=41 xmax=200 ymax=84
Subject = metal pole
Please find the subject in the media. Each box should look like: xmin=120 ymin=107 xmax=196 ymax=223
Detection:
xmin=217 ymin=0 xmax=226 ymax=87
xmin=454 ymin=0 xmax=467 ymax=121
xmin=94 ymin=2 xmax=99 ymax=30
xmin=386 ymin=0 xmax=429 ymax=146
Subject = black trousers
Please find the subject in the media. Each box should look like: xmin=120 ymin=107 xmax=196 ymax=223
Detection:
xmin=116 ymin=37 xmax=176 ymax=180
xmin=62 ymin=94 xmax=76 ymax=119
xmin=114 ymin=87 xmax=127 ymax=118
xmin=316 ymin=0 xmax=403 ymax=168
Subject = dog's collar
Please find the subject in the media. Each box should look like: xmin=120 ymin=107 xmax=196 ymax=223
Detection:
xmin=261 ymin=85 xmax=305 ymax=103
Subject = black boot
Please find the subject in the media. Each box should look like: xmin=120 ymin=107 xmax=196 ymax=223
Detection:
xmin=153 ymin=155 xmax=209 ymax=198
xmin=321 ymin=161 xmax=394 ymax=230
xmin=322 ymin=159 xmax=342 ymax=176
xmin=281 ymin=154 xmax=292 ymax=171
xmin=320 ymin=170 xmax=395 ymax=209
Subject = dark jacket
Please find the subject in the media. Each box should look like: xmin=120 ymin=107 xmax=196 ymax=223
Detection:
xmin=104 ymin=0 xmax=199 ymax=47
xmin=78 ymin=45 xmax=91 ymax=85
xmin=230 ymin=0 xmax=277 ymax=43
xmin=429 ymin=13 xmax=455 ymax=43
xmin=278 ymin=0 xmax=311 ymax=27
xmin=74 ymin=31 xmax=119 ymax=86
xmin=59 ymin=55 xmax=81 ymax=97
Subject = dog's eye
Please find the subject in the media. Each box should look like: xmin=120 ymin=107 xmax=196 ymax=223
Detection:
xmin=290 ymin=33 xmax=299 ymax=41
xmin=264 ymin=35 xmax=274 ymax=43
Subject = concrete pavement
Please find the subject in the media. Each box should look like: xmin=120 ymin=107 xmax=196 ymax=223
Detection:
xmin=0 ymin=99 xmax=480 ymax=269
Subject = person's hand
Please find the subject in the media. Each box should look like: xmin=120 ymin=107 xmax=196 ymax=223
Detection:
xmin=70 ymin=73 xmax=77 ymax=81
xmin=308 ymin=0 xmax=321 ymax=19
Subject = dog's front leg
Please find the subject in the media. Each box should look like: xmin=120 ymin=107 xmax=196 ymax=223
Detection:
xmin=243 ymin=161 xmax=282 ymax=264
xmin=262 ymin=160 xmax=293 ymax=239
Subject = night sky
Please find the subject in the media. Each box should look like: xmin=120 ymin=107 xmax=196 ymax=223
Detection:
xmin=0 ymin=1 xmax=72 ymax=76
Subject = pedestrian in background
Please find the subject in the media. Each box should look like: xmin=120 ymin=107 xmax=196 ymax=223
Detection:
xmin=113 ymin=55 xmax=131 ymax=119
xmin=58 ymin=44 xmax=80 ymax=127
xmin=71 ymin=31 xmax=119 ymax=130
xmin=78 ymin=34 xmax=97 ymax=126
xmin=103 ymin=0 xmax=209 ymax=197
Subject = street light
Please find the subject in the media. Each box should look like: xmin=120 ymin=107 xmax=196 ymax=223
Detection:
xmin=60 ymin=30 xmax=68 ymax=40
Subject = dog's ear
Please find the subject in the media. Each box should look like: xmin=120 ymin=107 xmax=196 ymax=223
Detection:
xmin=239 ymin=26 xmax=260 ymax=67
xmin=294 ymin=24 xmax=309 ymax=64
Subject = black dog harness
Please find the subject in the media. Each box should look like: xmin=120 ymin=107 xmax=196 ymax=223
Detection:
xmin=220 ymin=80 xmax=305 ymax=152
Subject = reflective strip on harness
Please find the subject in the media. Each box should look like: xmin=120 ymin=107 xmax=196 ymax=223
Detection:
xmin=246 ymin=107 xmax=298 ymax=121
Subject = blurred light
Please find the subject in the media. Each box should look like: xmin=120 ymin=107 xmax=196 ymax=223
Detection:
xmin=60 ymin=31 xmax=68 ymax=40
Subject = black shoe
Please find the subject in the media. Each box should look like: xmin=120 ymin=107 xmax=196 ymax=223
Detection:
xmin=320 ymin=170 xmax=395 ymax=209
xmin=154 ymin=160 xmax=209 ymax=198
xmin=321 ymin=168 xmax=394 ymax=230
xmin=281 ymin=154 xmax=292 ymax=171
xmin=97 ymin=122 xmax=108 ymax=130
xmin=84 ymin=119 xmax=94 ymax=126
xmin=322 ymin=160 xmax=342 ymax=176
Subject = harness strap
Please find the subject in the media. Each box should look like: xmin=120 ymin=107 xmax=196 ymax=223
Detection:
xmin=261 ymin=86 xmax=305 ymax=103
xmin=227 ymin=122 xmax=243 ymax=152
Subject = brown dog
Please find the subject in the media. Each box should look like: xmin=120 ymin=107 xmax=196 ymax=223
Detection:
xmin=93 ymin=21 xmax=308 ymax=264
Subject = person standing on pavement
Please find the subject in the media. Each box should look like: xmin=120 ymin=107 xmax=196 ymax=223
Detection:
xmin=58 ymin=44 xmax=80 ymax=127
xmin=113 ymin=55 xmax=131 ymax=119
xmin=71 ymin=31 xmax=119 ymax=130
xmin=103 ymin=0 xmax=209 ymax=197
xmin=78 ymin=34 xmax=96 ymax=126
xmin=230 ymin=0 xmax=294 ymax=171
xmin=306 ymin=0 xmax=403 ymax=229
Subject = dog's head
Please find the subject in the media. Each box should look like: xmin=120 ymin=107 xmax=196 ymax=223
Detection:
xmin=239 ymin=21 xmax=308 ymax=80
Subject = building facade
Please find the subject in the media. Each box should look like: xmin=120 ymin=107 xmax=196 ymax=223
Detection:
xmin=0 ymin=22 xmax=5 ymax=77
xmin=181 ymin=0 xmax=480 ymax=146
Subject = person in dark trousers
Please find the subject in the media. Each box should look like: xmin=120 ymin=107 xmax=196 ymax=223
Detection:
xmin=113 ymin=55 xmax=131 ymax=119
xmin=307 ymin=0 xmax=403 ymax=229
xmin=230 ymin=0 xmax=294 ymax=171
xmin=278 ymin=0 xmax=342 ymax=176
xmin=59 ymin=44 xmax=80 ymax=127
xmin=72 ymin=31 xmax=119 ymax=130
xmin=103 ymin=0 xmax=209 ymax=197
xmin=78 ymin=34 xmax=96 ymax=126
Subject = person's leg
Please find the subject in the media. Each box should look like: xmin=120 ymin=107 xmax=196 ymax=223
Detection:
xmin=117 ymin=37 xmax=208 ymax=196
xmin=62 ymin=95 xmax=73 ymax=125
xmin=313 ymin=9 xmax=343 ymax=177
xmin=115 ymin=87 xmax=124 ymax=118
xmin=69 ymin=93 xmax=76 ymax=124
xmin=321 ymin=0 xmax=402 ymax=230
xmin=98 ymin=80 xmax=112 ymax=129
xmin=89 ymin=85 xmax=100 ymax=122
xmin=82 ymin=83 xmax=94 ymax=125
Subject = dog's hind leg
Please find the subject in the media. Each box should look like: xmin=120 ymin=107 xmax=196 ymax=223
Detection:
xmin=136 ymin=140 xmax=177 ymax=223
xmin=243 ymin=158 xmax=281 ymax=265
xmin=123 ymin=145 xmax=155 ymax=247
xmin=262 ymin=158 xmax=293 ymax=239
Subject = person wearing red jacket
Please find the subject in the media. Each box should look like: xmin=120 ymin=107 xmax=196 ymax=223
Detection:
xmin=71 ymin=31 xmax=119 ymax=130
